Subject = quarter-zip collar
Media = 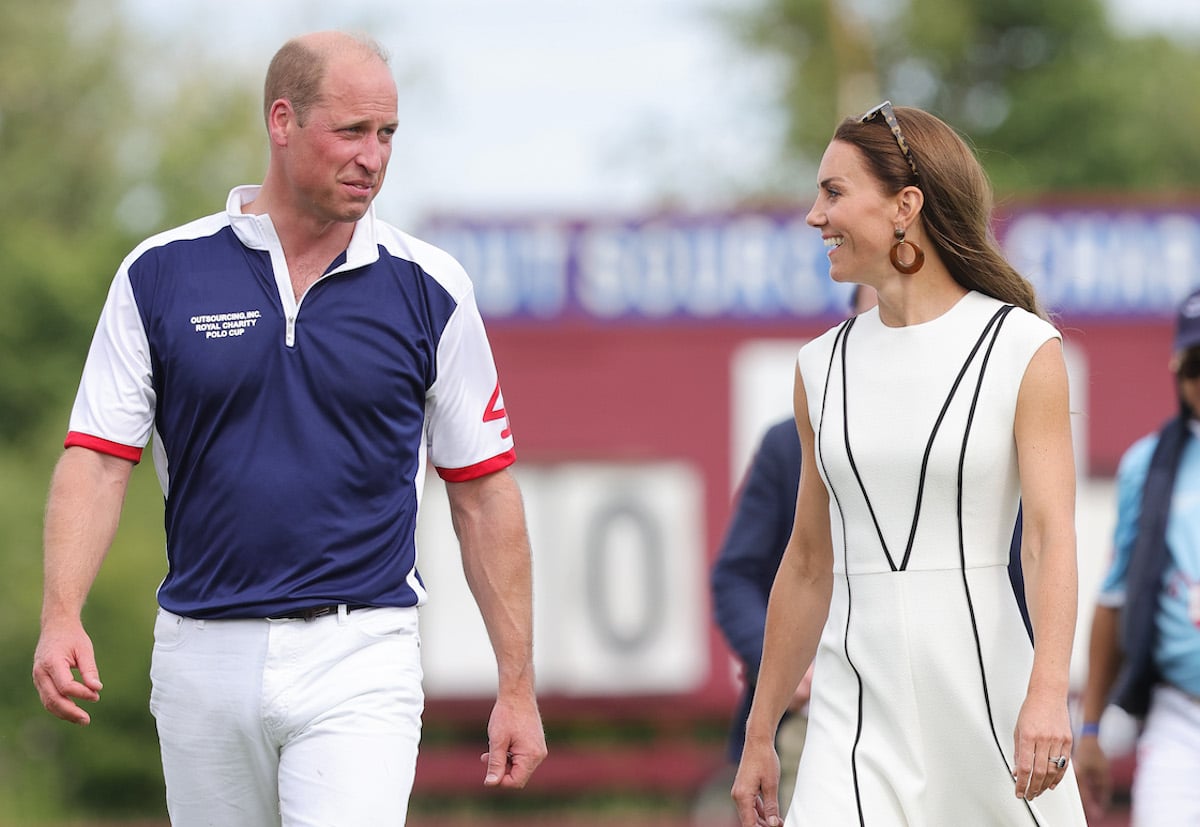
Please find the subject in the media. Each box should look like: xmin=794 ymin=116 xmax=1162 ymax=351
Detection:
xmin=224 ymin=185 xmax=382 ymax=272
xmin=223 ymin=186 xmax=383 ymax=347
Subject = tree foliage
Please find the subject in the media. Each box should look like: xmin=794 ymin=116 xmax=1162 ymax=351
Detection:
xmin=0 ymin=3 xmax=263 ymax=448
xmin=725 ymin=0 xmax=1200 ymax=194
xmin=0 ymin=0 xmax=262 ymax=820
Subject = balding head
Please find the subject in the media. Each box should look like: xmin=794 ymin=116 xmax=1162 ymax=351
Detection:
xmin=263 ymin=31 xmax=390 ymax=127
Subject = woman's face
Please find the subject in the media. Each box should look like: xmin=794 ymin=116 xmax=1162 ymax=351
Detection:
xmin=805 ymin=140 xmax=899 ymax=285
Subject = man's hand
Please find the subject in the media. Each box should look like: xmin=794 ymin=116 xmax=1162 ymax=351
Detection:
xmin=786 ymin=663 xmax=815 ymax=713
xmin=33 ymin=618 xmax=103 ymax=726
xmin=1074 ymin=735 xmax=1112 ymax=818
xmin=478 ymin=692 xmax=547 ymax=789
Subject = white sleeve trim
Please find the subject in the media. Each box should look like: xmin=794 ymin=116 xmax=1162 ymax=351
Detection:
xmin=67 ymin=267 xmax=156 ymax=448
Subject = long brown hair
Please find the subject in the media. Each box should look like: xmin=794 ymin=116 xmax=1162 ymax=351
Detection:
xmin=834 ymin=107 xmax=1045 ymax=319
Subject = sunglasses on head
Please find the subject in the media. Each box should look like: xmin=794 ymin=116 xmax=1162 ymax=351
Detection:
xmin=860 ymin=100 xmax=919 ymax=178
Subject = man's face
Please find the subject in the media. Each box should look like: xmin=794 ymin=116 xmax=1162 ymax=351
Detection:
xmin=283 ymin=54 xmax=399 ymax=225
xmin=1175 ymin=346 xmax=1200 ymax=415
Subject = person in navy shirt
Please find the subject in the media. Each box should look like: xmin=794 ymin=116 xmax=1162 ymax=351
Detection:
xmin=32 ymin=30 xmax=545 ymax=826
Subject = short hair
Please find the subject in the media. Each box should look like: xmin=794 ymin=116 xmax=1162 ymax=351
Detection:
xmin=263 ymin=32 xmax=389 ymax=127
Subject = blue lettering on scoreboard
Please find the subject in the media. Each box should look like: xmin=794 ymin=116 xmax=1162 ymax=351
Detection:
xmin=418 ymin=206 xmax=1200 ymax=322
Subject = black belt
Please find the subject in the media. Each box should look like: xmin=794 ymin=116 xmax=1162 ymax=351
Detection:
xmin=267 ymin=604 xmax=367 ymax=621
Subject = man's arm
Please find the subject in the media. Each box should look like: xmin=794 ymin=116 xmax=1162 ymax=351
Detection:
xmin=33 ymin=446 xmax=134 ymax=725
xmin=1080 ymin=606 xmax=1123 ymax=729
xmin=445 ymin=467 xmax=547 ymax=789
xmin=1074 ymin=603 xmax=1122 ymax=814
xmin=1073 ymin=433 xmax=1149 ymax=814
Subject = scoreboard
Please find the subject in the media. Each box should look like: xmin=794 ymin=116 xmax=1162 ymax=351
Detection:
xmin=412 ymin=202 xmax=1195 ymax=714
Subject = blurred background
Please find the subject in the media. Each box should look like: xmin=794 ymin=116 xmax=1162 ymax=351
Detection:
xmin=4 ymin=0 xmax=1199 ymax=824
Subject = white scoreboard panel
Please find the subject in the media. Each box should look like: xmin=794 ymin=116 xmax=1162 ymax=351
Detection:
xmin=416 ymin=461 xmax=708 ymax=697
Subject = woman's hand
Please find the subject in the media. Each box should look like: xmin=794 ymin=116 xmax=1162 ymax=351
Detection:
xmin=1012 ymin=685 xmax=1073 ymax=800
xmin=731 ymin=736 xmax=784 ymax=827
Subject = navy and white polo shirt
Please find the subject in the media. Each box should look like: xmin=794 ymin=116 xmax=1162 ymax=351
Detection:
xmin=65 ymin=186 xmax=516 ymax=619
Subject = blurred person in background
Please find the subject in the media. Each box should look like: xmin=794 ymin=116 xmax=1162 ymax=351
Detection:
xmin=32 ymin=30 xmax=545 ymax=827
xmin=731 ymin=102 xmax=1087 ymax=826
xmin=711 ymin=284 xmax=877 ymax=821
xmin=1076 ymin=287 xmax=1200 ymax=825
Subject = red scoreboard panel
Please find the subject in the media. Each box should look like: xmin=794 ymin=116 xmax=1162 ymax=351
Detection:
xmin=412 ymin=203 xmax=1192 ymax=725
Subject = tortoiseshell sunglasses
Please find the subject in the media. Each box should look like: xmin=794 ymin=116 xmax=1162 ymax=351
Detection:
xmin=861 ymin=100 xmax=919 ymax=178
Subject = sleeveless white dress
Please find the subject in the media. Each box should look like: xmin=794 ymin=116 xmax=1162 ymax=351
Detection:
xmin=789 ymin=291 xmax=1087 ymax=826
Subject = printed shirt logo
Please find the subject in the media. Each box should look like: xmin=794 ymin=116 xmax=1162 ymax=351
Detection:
xmin=1166 ymin=568 xmax=1200 ymax=628
xmin=483 ymin=381 xmax=511 ymax=439
xmin=189 ymin=309 xmax=263 ymax=340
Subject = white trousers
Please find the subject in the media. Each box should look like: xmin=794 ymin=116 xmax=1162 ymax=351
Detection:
xmin=149 ymin=606 xmax=424 ymax=827
xmin=1132 ymin=684 xmax=1200 ymax=826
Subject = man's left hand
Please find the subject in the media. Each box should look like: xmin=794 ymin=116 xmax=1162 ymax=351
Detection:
xmin=479 ymin=692 xmax=547 ymax=789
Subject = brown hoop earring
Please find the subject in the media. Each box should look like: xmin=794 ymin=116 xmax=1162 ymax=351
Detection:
xmin=890 ymin=227 xmax=925 ymax=274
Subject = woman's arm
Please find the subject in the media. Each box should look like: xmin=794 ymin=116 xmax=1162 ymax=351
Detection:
xmin=731 ymin=365 xmax=835 ymax=827
xmin=1012 ymin=337 xmax=1079 ymax=799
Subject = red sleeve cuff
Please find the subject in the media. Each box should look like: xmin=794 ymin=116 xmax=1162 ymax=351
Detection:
xmin=64 ymin=432 xmax=144 ymax=463
xmin=436 ymin=448 xmax=516 ymax=482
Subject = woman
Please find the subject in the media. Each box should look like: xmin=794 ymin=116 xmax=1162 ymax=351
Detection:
xmin=731 ymin=103 xmax=1087 ymax=826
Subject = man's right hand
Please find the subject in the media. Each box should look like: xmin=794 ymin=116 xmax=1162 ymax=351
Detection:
xmin=1073 ymin=735 xmax=1111 ymax=817
xmin=32 ymin=619 xmax=103 ymax=726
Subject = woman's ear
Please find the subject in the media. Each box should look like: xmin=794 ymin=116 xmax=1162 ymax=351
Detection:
xmin=894 ymin=185 xmax=925 ymax=230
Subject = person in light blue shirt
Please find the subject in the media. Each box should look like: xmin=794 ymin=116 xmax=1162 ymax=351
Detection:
xmin=1076 ymin=287 xmax=1200 ymax=825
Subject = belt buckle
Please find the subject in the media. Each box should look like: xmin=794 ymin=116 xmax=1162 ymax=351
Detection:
xmin=299 ymin=605 xmax=338 ymax=621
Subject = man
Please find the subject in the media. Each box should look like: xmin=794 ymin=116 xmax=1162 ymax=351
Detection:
xmin=710 ymin=285 xmax=876 ymax=816
xmin=32 ymin=31 xmax=545 ymax=826
xmin=1076 ymin=288 xmax=1200 ymax=825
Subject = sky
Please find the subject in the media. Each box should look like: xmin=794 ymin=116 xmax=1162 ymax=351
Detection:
xmin=123 ymin=0 xmax=1200 ymax=228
